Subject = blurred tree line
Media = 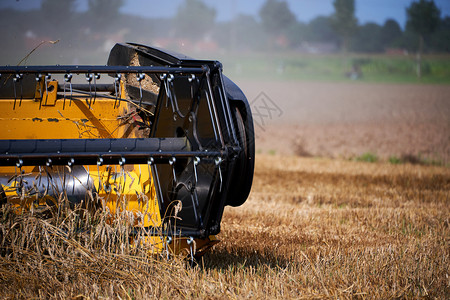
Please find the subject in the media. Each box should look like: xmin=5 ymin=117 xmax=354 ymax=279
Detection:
xmin=184 ymin=0 xmax=449 ymax=54
xmin=0 ymin=0 xmax=449 ymax=64
xmin=255 ymin=0 xmax=449 ymax=54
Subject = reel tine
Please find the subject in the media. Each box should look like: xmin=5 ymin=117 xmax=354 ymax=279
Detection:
xmin=35 ymin=73 xmax=43 ymax=109
xmin=86 ymin=73 xmax=93 ymax=109
xmin=70 ymin=81 xmax=73 ymax=106
xmin=63 ymin=77 xmax=66 ymax=110
xmin=86 ymin=165 xmax=91 ymax=191
xmin=215 ymin=157 xmax=223 ymax=192
xmin=188 ymin=74 xmax=196 ymax=99
xmin=169 ymin=157 xmax=177 ymax=184
xmin=193 ymin=156 xmax=200 ymax=185
xmin=138 ymin=164 xmax=142 ymax=186
xmin=119 ymin=157 xmax=126 ymax=194
xmin=64 ymin=73 xmax=73 ymax=107
xmin=19 ymin=73 xmax=23 ymax=107
xmin=137 ymin=72 xmax=144 ymax=107
xmin=13 ymin=74 xmax=17 ymax=110
xmin=44 ymin=73 xmax=51 ymax=106
xmin=113 ymin=73 xmax=121 ymax=108
xmin=97 ymin=157 xmax=103 ymax=192
xmin=160 ymin=74 xmax=170 ymax=108
xmin=93 ymin=73 xmax=100 ymax=105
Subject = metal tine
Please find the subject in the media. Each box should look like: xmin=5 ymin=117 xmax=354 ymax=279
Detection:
xmin=187 ymin=237 xmax=195 ymax=266
xmin=164 ymin=74 xmax=178 ymax=115
xmin=193 ymin=156 xmax=200 ymax=185
xmin=62 ymin=163 xmax=66 ymax=200
xmin=12 ymin=74 xmax=23 ymax=110
xmin=200 ymin=75 xmax=219 ymax=143
xmin=19 ymin=73 xmax=23 ymax=107
xmin=113 ymin=165 xmax=117 ymax=188
xmin=192 ymin=188 xmax=203 ymax=227
xmin=12 ymin=74 xmax=17 ymax=110
xmin=71 ymin=167 xmax=75 ymax=196
xmin=36 ymin=74 xmax=44 ymax=110
xmin=137 ymin=72 xmax=145 ymax=107
xmin=105 ymin=166 xmax=112 ymax=194
xmin=15 ymin=160 xmax=23 ymax=194
xmin=63 ymin=74 xmax=67 ymax=109
xmin=113 ymin=73 xmax=121 ymax=109
xmin=44 ymin=73 xmax=51 ymax=106
xmin=160 ymin=74 xmax=170 ymax=108
xmin=165 ymin=236 xmax=172 ymax=260
xmin=189 ymin=192 xmax=199 ymax=224
xmin=86 ymin=73 xmax=93 ymax=109
xmin=34 ymin=166 xmax=44 ymax=204
xmin=119 ymin=157 xmax=126 ymax=194
xmin=97 ymin=157 xmax=103 ymax=192
xmin=86 ymin=165 xmax=91 ymax=192
xmin=37 ymin=166 xmax=43 ymax=187
xmin=93 ymin=73 xmax=100 ymax=105
xmin=44 ymin=162 xmax=51 ymax=199
xmin=168 ymin=74 xmax=187 ymax=118
xmin=146 ymin=157 xmax=155 ymax=198
xmin=13 ymin=165 xmax=17 ymax=191
xmin=188 ymin=74 xmax=196 ymax=99
xmin=148 ymin=157 xmax=165 ymax=215
xmin=215 ymin=157 xmax=223 ymax=192
xmin=138 ymin=164 xmax=142 ymax=186
xmin=169 ymin=157 xmax=177 ymax=184
xmin=63 ymin=73 xmax=72 ymax=109
xmin=64 ymin=73 xmax=73 ymax=107
xmin=66 ymin=158 xmax=75 ymax=198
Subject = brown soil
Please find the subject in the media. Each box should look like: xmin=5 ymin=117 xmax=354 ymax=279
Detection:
xmin=237 ymin=80 xmax=450 ymax=164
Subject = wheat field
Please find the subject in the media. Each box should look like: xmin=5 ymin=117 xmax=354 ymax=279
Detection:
xmin=1 ymin=154 xmax=449 ymax=299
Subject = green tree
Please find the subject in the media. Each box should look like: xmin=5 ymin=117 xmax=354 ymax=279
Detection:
xmin=174 ymin=0 xmax=216 ymax=41
xmin=380 ymin=19 xmax=403 ymax=49
xmin=306 ymin=16 xmax=338 ymax=43
xmin=87 ymin=0 xmax=124 ymax=30
xmin=41 ymin=0 xmax=76 ymax=27
xmin=234 ymin=14 xmax=266 ymax=50
xmin=287 ymin=21 xmax=308 ymax=48
xmin=430 ymin=16 xmax=450 ymax=52
xmin=331 ymin=0 xmax=358 ymax=52
xmin=351 ymin=22 xmax=383 ymax=53
xmin=259 ymin=0 xmax=296 ymax=36
xmin=406 ymin=0 xmax=441 ymax=77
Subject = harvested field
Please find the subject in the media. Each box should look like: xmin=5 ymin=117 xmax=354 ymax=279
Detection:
xmin=0 ymin=81 xmax=448 ymax=298
xmin=1 ymin=155 xmax=449 ymax=299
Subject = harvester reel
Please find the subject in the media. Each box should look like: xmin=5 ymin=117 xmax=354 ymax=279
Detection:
xmin=0 ymin=43 xmax=254 ymax=256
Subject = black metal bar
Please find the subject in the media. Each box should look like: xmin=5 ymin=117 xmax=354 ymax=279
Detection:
xmin=0 ymin=65 xmax=206 ymax=75
xmin=0 ymin=138 xmax=224 ymax=166
xmin=205 ymin=73 xmax=225 ymax=147
xmin=219 ymin=72 xmax=238 ymax=145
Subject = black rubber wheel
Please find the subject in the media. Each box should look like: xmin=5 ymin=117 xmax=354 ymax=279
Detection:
xmin=226 ymin=103 xmax=255 ymax=207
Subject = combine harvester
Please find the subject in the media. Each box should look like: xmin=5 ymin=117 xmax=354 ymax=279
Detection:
xmin=0 ymin=43 xmax=254 ymax=258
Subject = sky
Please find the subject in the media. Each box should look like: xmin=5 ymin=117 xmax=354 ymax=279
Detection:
xmin=1 ymin=0 xmax=450 ymax=28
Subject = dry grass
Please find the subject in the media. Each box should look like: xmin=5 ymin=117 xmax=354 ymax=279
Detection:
xmin=1 ymin=154 xmax=449 ymax=299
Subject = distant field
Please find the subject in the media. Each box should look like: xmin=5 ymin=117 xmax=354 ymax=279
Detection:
xmin=238 ymin=80 xmax=450 ymax=166
xmin=217 ymin=52 xmax=450 ymax=84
